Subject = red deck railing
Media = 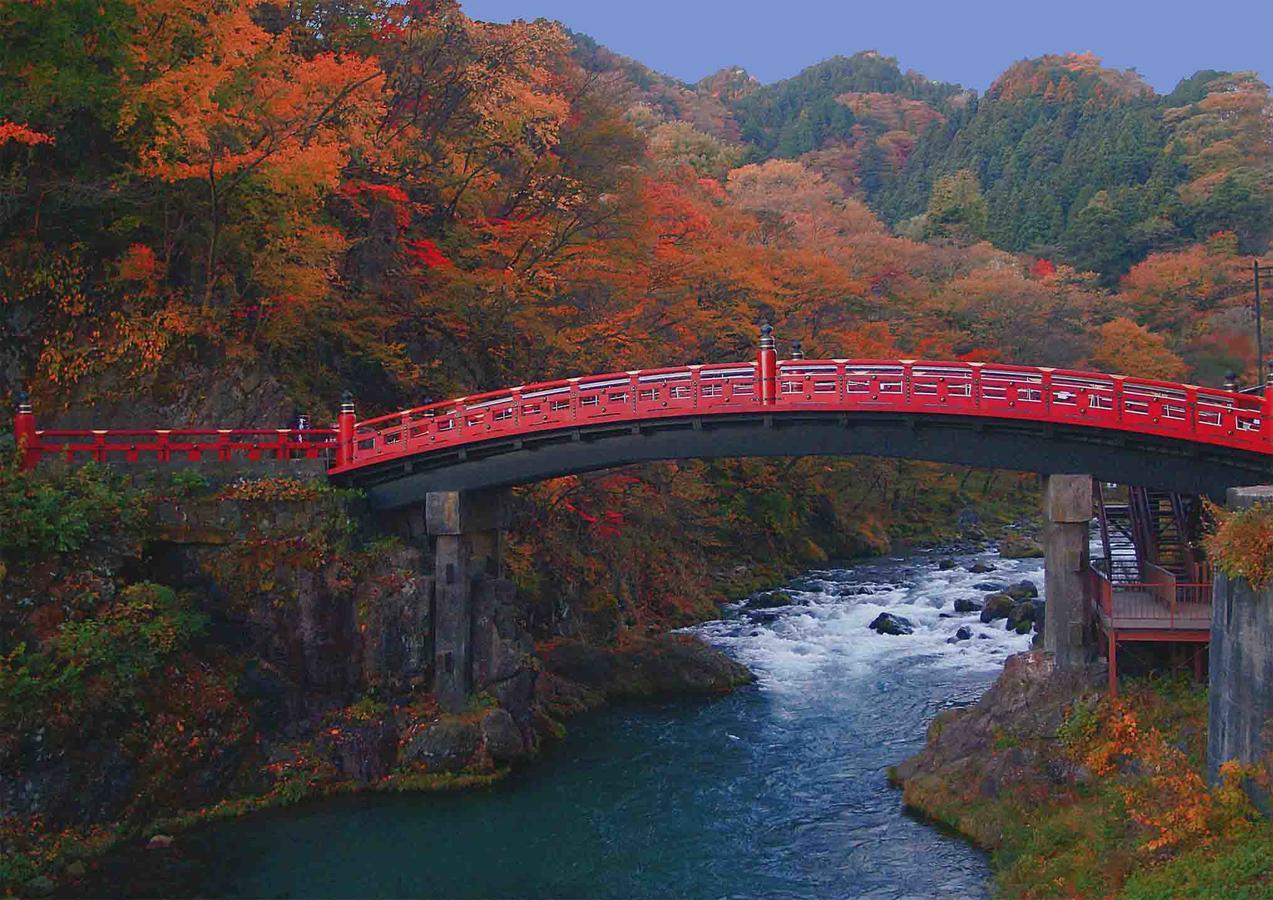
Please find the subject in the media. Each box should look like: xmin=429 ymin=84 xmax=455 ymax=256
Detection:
xmin=1089 ymin=560 xmax=1212 ymax=630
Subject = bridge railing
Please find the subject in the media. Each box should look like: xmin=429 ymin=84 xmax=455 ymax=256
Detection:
xmin=344 ymin=362 xmax=764 ymax=467
xmin=335 ymin=355 xmax=1267 ymax=471
xmin=25 ymin=428 xmax=338 ymax=466
xmin=11 ymin=327 xmax=1270 ymax=473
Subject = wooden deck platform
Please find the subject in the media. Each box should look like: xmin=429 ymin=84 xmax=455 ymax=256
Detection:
xmin=1094 ymin=589 xmax=1211 ymax=639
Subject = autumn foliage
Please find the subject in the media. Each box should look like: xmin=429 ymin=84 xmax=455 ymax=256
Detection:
xmin=0 ymin=0 xmax=1268 ymax=645
xmin=1202 ymin=498 xmax=1273 ymax=590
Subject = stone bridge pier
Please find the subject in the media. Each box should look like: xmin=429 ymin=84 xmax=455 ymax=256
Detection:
xmin=1042 ymin=473 xmax=1095 ymax=670
xmin=419 ymin=489 xmax=533 ymax=716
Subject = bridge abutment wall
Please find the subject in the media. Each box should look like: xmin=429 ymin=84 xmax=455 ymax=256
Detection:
xmin=1207 ymin=486 xmax=1273 ymax=800
xmin=1042 ymin=474 xmax=1094 ymax=670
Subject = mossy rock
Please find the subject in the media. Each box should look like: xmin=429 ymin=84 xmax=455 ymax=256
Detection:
xmin=980 ymin=593 xmax=1016 ymax=623
xmin=869 ymin=612 xmax=915 ymax=635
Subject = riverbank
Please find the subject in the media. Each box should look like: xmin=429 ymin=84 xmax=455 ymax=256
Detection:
xmin=96 ymin=542 xmax=1033 ymax=898
xmin=890 ymin=652 xmax=1273 ymax=897
xmin=0 ymin=459 xmax=1037 ymax=896
xmin=8 ymin=632 xmax=753 ymax=899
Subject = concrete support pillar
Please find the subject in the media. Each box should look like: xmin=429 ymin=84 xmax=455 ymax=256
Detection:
xmin=1042 ymin=474 xmax=1093 ymax=670
xmin=1207 ymin=486 xmax=1273 ymax=795
xmin=426 ymin=489 xmax=509 ymax=712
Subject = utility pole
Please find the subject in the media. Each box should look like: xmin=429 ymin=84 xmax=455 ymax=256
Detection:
xmin=1255 ymin=260 xmax=1273 ymax=385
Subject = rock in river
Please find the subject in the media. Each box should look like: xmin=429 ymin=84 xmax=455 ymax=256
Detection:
xmin=745 ymin=590 xmax=794 ymax=611
xmin=1006 ymin=601 xmax=1036 ymax=632
xmin=953 ymin=597 xmax=983 ymax=614
xmin=1006 ymin=580 xmax=1039 ymax=601
xmin=869 ymin=612 xmax=914 ymax=636
xmin=946 ymin=626 xmax=974 ymax=644
xmin=998 ymin=534 xmax=1044 ymax=559
xmin=980 ymin=593 xmax=1016 ymax=623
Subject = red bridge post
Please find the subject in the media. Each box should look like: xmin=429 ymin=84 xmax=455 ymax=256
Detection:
xmin=13 ymin=390 xmax=38 ymax=471
xmin=758 ymin=323 xmax=777 ymax=405
xmin=337 ymin=391 xmax=355 ymax=467
xmin=1264 ymin=361 xmax=1273 ymax=444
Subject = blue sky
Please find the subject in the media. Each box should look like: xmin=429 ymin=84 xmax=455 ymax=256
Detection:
xmin=459 ymin=0 xmax=1271 ymax=94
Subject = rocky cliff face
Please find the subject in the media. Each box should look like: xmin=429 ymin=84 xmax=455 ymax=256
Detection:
xmin=5 ymin=473 xmax=753 ymax=838
xmin=889 ymin=651 xmax=1103 ymax=847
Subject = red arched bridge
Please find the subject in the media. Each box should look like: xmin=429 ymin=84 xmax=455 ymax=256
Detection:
xmin=13 ymin=327 xmax=1272 ymax=508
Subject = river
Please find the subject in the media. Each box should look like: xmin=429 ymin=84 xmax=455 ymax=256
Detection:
xmin=162 ymin=546 xmax=1042 ymax=898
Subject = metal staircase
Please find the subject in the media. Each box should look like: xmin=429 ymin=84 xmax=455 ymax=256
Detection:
xmin=1095 ymin=483 xmax=1202 ymax=583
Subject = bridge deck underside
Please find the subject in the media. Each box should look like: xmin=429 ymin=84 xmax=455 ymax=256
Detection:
xmin=333 ymin=411 xmax=1272 ymax=510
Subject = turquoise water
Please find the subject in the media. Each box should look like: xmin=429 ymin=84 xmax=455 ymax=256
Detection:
xmin=176 ymin=549 xmax=1040 ymax=899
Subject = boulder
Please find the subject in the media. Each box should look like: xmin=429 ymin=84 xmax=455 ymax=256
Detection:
xmin=973 ymin=581 xmax=1005 ymax=592
xmin=786 ymin=577 xmax=824 ymax=592
xmin=316 ymin=713 xmax=398 ymax=782
xmin=938 ymin=558 xmax=957 ymax=571
xmin=954 ymin=597 xmax=983 ymax=614
xmin=747 ymin=609 xmax=784 ymax=625
xmin=1014 ymin=619 xmax=1034 ymax=635
xmin=1006 ymin=601 xmax=1036 ymax=632
xmin=400 ymin=717 xmax=481 ymax=773
xmin=1006 ymin=580 xmax=1039 ymax=601
xmin=145 ymin=835 xmax=174 ymax=851
xmin=745 ymin=590 xmax=794 ymax=610
xmin=980 ymin=593 xmax=1016 ymax=623
xmin=946 ymin=626 xmax=974 ymax=644
xmin=869 ymin=612 xmax=915 ymax=636
xmin=539 ymin=635 xmax=753 ymax=700
xmin=998 ymin=534 xmax=1044 ymax=559
xmin=480 ymin=708 xmax=527 ymax=764
xmin=968 ymin=562 xmax=995 ymax=574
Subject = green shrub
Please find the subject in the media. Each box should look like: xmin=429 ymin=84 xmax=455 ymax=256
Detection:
xmin=1 ymin=583 xmax=207 ymax=731
xmin=56 ymin=583 xmax=207 ymax=685
xmin=0 ymin=462 xmax=145 ymax=562
xmin=169 ymin=469 xmax=211 ymax=496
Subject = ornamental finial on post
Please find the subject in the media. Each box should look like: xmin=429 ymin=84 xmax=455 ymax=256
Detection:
xmin=757 ymin=322 xmax=777 ymax=405
xmin=1225 ymin=371 xmax=1239 ymax=393
xmin=336 ymin=390 xmax=356 ymax=468
xmin=791 ymin=339 xmax=804 ymax=361
xmin=14 ymin=386 xmax=38 ymax=471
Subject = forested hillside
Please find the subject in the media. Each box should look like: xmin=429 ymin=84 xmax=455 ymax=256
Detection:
xmin=0 ymin=0 xmax=1269 ymax=636
xmin=590 ymin=48 xmax=1270 ymax=284
xmin=877 ymin=57 xmax=1272 ymax=282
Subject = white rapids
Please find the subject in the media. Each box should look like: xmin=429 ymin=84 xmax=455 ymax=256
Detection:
xmin=693 ymin=548 xmax=1043 ymax=695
